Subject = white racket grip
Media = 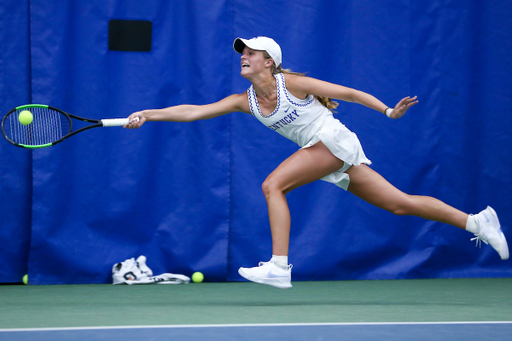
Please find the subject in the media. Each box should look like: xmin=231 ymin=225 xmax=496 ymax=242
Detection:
xmin=101 ymin=117 xmax=139 ymax=127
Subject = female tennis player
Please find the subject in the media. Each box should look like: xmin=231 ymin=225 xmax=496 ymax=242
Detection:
xmin=126 ymin=36 xmax=508 ymax=289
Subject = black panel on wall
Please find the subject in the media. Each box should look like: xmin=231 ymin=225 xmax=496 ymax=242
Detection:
xmin=108 ymin=19 xmax=152 ymax=52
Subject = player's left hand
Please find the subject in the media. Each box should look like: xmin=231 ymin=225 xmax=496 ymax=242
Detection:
xmin=389 ymin=96 xmax=418 ymax=119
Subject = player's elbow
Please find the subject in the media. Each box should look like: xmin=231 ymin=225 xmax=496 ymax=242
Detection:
xmin=346 ymin=89 xmax=363 ymax=103
xmin=180 ymin=106 xmax=205 ymax=122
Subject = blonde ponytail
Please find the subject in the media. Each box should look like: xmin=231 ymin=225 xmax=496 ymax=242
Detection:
xmin=264 ymin=52 xmax=339 ymax=111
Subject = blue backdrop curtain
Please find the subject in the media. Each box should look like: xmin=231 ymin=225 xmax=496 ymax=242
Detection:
xmin=0 ymin=0 xmax=32 ymax=283
xmin=0 ymin=0 xmax=510 ymax=284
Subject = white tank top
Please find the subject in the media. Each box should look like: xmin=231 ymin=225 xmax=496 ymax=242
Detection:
xmin=247 ymin=73 xmax=330 ymax=148
xmin=246 ymin=72 xmax=371 ymax=192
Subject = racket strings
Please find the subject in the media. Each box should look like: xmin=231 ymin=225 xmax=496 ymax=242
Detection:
xmin=5 ymin=107 xmax=71 ymax=146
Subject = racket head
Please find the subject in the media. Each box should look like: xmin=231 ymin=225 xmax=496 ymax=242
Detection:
xmin=1 ymin=104 xmax=73 ymax=149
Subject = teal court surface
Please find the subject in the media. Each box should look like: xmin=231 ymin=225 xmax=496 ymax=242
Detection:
xmin=1 ymin=278 xmax=511 ymax=340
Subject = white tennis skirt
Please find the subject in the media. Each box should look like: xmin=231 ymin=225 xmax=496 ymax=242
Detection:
xmin=302 ymin=117 xmax=371 ymax=191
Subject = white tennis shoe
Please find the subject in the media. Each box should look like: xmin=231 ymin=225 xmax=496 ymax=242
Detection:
xmin=471 ymin=206 xmax=509 ymax=260
xmin=238 ymin=260 xmax=293 ymax=289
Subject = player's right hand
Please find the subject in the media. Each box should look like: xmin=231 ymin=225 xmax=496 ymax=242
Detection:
xmin=125 ymin=111 xmax=145 ymax=129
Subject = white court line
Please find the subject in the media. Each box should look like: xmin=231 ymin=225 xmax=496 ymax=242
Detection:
xmin=1 ymin=321 xmax=511 ymax=332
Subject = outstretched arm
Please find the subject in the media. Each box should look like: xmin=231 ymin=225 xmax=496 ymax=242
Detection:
xmin=125 ymin=93 xmax=250 ymax=128
xmin=284 ymin=74 xmax=418 ymax=118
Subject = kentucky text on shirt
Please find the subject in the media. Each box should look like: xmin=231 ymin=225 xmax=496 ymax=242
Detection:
xmin=268 ymin=110 xmax=299 ymax=131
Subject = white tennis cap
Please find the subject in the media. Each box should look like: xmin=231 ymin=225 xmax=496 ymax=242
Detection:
xmin=233 ymin=36 xmax=282 ymax=67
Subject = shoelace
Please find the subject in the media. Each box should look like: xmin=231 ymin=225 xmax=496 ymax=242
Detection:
xmin=470 ymin=219 xmax=489 ymax=248
xmin=257 ymin=260 xmax=293 ymax=270
xmin=471 ymin=233 xmax=489 ymax=248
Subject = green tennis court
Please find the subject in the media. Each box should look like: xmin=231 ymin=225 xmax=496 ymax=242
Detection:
xmin=1 ymin=278 xmax=511 ymax=340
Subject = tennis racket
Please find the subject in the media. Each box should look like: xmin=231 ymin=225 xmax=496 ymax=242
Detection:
xmin=1 ymin=104 xmax=138 ymax=149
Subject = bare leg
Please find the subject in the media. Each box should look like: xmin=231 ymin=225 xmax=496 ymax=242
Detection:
xmin=262 ymin=142 xmax=345 ymax=256
xmin=262 ymin=142 xmax=469 ymax=257
xmin=346 ymin=164 xmax=468 ymax=228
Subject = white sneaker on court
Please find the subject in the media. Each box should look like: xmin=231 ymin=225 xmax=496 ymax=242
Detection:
xmin=238 ymin=260 xmax=293 ymax=289
xmin=471 ymin=206 xmax=509 ymax=260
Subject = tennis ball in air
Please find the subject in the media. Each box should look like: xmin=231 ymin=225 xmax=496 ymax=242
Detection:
xmin=22 ymin=274 xmax=28 ymax=285
xmin=18 ymin=110 xmax=33 ymax=125
xmin=192 ymin=272 xmax=204 ymax=283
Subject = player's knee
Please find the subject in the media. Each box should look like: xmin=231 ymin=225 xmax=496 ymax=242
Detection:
xmin=261 ymin=178 xmax=274 ymax=197
xmin=262 ymin=176 xmax=282 ymax=198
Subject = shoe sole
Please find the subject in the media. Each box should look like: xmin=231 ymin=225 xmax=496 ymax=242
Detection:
xmin=487 ymin=207 xmax=509 ymax=260
xmin=238 ymin=268 xmax=292 ymax=289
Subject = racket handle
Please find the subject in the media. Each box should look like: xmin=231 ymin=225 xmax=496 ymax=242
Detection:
xmin=101 ymin=117 xmax=139 ymax=127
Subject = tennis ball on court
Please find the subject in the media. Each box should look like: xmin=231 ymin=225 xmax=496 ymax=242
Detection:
xmin=18 ymin=110 xmax=33 ymax=125
xmin=192 ymin=272 xmax=204 ymax=283
xmin=22 ymin=274 xmax=28 ymax=285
